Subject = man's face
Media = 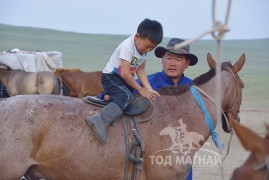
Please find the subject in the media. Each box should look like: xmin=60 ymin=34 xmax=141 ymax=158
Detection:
xmin=162 ymin=52 xmax=190 ymax=79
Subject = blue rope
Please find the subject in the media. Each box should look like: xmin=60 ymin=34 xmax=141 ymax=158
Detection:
xmin=190 ymin=86 xmax=224 ymax=149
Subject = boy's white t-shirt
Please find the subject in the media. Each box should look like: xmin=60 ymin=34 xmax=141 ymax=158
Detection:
xmin=103 ymin=35 xmax=147 ymax=76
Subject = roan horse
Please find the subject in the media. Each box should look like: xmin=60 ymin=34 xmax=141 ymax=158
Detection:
xmin=0 ymin=68 xmax=62 ymax=96
xmin=0 ymin=53 xmax=245 ymax=179
xmin=229 ymin=113 xmax=269 ymax=180
xmin=53 ymin=68 xmax=103 ymax=97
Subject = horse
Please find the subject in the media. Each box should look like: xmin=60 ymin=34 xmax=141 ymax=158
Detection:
xmin=0 ymin=53 xmax=245 ymax=179
xmin=53 ymin=68 xmax=103 ymax=97
xmin=229 ymin=113 xmax=269 ymax=180
xmin=159 ymin=119 xmax=205 ymax=155
xmin=0 ymin=68 xmax=62 ymax=96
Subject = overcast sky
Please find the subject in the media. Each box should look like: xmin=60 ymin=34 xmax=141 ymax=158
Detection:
xmin=0 ymin=0 xmax=268 ymax=40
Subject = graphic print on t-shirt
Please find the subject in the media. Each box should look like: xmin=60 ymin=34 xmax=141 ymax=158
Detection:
xmin=116 ymin=54 xmax=142 ymax=76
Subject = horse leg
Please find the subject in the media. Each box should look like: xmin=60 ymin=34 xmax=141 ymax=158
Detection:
xmin=59 ymin=76 xmax=77 ymax=96
xmin=53 ymin=76 xmax=62 ymax=95
xmin=62 ymin=84 xmax=71 ymax=96
xmin=170 ymin=144 xmax=180 ymax=154
xmin=5 ymin=84 xmax=18 ymax=96
xmin=37 ymin=72 xmax=55 ymax=94
xmin=0 ymin=127 xmax=35 ymax=179
xmin=0 ymin=158 xmax=31 ymax=180
xmin=24 ymin=166 xmax=45 ymax=180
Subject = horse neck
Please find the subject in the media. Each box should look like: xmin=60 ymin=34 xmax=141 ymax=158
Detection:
xmin=153 ymin=92 xmax=214 ymax=142
xmin=147 ymin=71 xmax=238 ymax=147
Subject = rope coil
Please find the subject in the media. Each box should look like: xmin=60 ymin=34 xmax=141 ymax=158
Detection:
xmin=173 ymin=1 xmax=233 ymax=180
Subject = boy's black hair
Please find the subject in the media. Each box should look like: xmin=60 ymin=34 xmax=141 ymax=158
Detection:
xmin=137 ymin=18 xmax=163 ymax=44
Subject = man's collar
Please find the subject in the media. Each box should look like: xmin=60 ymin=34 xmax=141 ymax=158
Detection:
xmin=161 ymin=71 xmax=185 ymax=86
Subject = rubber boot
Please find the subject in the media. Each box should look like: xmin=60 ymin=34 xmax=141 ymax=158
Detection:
xmin=86 ymin=102 xmax=123 ymax=144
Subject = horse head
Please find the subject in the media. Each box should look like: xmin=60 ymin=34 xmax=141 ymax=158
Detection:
xmin=228 ymin=113 xmax=269 ymax=180
xmin=159 ymin=126 xmax=175 ymax=136
xmin=207 ymin=53 xmax=245 ymax=133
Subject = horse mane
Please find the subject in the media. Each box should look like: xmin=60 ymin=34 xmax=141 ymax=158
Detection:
xmin=192 ymin=61 xmax=232 ymax=86
xmin=157 ymin=84 xmax=189 ymax=96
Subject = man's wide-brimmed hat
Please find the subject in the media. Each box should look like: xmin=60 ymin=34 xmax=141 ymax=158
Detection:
xmin=154 ymin=38 xmax=198 ymax=66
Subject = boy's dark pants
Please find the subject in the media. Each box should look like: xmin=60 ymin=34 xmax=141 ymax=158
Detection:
xmin=102 ymin=73 xmax=133 ymax=109
xmin=86 ymin=73 xmax=133 ymax=144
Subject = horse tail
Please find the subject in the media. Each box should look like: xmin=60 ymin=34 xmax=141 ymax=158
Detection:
xmin=54 ymin=76 xmax=63 ymax=95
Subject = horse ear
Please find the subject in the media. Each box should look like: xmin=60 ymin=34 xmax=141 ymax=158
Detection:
xmin=228 ymin=113 xmax=265 ymax=158
xmin=232 ymin=53 xmax=246 ymax=73
xmin=207 ymin=53 xmax=216 ymax=69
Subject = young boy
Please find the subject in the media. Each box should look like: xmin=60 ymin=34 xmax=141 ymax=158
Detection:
xmin=86 ymin=18 xmax=163 ymax=144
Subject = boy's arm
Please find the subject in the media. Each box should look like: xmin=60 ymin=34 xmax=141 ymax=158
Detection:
xmin=136 ymin=61 xmax=160 ymax=97
xmin=120 ymin=60 xmax=158 ymax=100
xmin=136 ymin=61 xmax=153 ymax=91
xmin=120 ymin=59 xmax=143 ymax=92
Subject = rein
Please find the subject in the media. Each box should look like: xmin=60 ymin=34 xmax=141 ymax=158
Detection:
xmin=191 ymin=85 xmax=231 ymax=131
xmin=254 ymin=155 xmax=269 ymax=180
xmin=192 ymin=67 xmax=241 ymax=131
xmin=190 ymin=86 xmax=224 ymax=149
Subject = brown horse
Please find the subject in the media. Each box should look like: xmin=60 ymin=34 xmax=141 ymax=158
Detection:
xmin=229 ymin=113 xmax=269 ymax=180
xmin=53 ymin=68 xmax=103 ymax=97
xmin=0 ymin=53 xmax=245 ymax=179
xmin=0 ymin=68 xmax=62 ymax=96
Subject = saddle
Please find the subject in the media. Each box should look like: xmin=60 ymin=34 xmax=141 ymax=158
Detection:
xmin=82 ymin=94 xmax=154 ymax=122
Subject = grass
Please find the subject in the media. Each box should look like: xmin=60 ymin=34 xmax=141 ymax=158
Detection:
xmin=1 ymin=23 xmax=269 ymax=110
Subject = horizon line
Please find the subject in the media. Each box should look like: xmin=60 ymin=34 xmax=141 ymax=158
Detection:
xmin=1 ymin=23 xmax=269 ymax=41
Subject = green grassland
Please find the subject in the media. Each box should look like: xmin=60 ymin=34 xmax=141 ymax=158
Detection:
xmin=0 ymin=23 xmax=269 ymax=110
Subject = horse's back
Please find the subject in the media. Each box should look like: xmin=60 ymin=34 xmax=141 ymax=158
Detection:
xmin=1 ymin=69 xmax=61 ymax=96
xmin=55 ymin=69 xmax=103 ymax=97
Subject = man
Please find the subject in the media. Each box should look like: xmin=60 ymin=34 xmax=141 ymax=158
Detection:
xmin=137 ymin=38 xmax=198 ymax=89
xmin=136 ymin=38 xmax=198 ymax=180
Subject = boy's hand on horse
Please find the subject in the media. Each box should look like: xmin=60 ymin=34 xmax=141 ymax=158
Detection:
xmin=148 ymin=88 xmax=160 ymax=97
xmin=137 ymin=87 xmax=158 ymax=101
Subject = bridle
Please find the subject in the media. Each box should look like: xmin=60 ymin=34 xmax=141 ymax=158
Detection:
xmin=191 ymin=66 xmax=242 ymax=161
xmin=226 ymin=67 xmax=269 ymax=180
xmin=254 ymin=155 xmax=269 ymax=180
xmin=225 ymin=67 xmax=242 ymax=114
xmin=192 ymin=66 xmax=242 ymax=132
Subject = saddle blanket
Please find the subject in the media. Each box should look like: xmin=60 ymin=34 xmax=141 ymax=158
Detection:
xmin=0 ymin=49 xmax=63 ymax=72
